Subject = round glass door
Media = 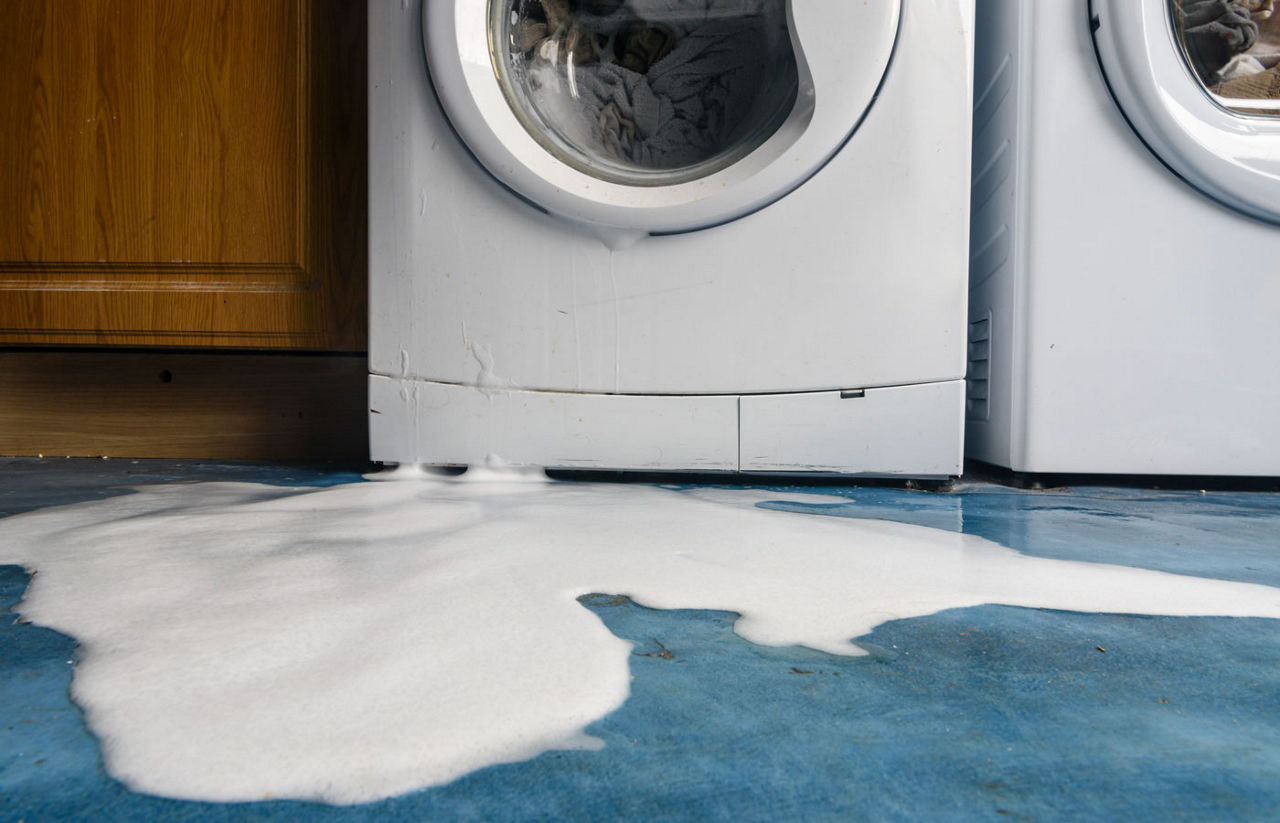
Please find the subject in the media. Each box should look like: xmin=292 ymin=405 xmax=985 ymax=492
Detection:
xmin=424 ymin=1 xmax=900 ymax=233
xmin=489 ymin=0 xmax=799 ymax=186
xmin=1091 ymin=0 xmax=1280 ymax=224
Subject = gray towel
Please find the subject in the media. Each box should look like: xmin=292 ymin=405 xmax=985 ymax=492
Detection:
xmin=1176 ymin=0 xmax=1261 ymax=80
xmin=522 ymin=0 xmax=795 ymax=173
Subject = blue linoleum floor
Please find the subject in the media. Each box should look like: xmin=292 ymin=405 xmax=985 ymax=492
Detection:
xmin=2 ymin=459 xmax=1278 ymax=821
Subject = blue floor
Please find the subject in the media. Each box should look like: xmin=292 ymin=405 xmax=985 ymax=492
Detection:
xmin=2 ymin=460 xmax=1278 ymax=821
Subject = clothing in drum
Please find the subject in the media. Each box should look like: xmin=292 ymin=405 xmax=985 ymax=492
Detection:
xmin=490 ymin=0 xmax=800 ymax=185
xmin=1173 ymin=0 xmax=1280 ymax=112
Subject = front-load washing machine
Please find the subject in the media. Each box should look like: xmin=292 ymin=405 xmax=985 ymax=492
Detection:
xmin=967 ymin=0 xmax=1280 ymax=476
xmin=369 ymin=0 xmax=975 ymax=476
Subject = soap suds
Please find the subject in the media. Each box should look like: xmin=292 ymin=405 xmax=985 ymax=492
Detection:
xmin=2 ymin=474 xmax=1279 ymax=805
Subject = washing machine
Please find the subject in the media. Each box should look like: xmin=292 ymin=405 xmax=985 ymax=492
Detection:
xmin=369 ymin=0 xmax=975 ymax=476
xmin=967 ymin=0 xmax=1280 ymax=476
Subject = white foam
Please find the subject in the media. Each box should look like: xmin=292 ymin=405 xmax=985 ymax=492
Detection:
xmin=3 ymin=475 xmax=1279 ymax=804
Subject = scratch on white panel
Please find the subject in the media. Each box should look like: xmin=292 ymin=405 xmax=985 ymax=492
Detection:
xmin=574 ymin=280 xmax=715 ymax=308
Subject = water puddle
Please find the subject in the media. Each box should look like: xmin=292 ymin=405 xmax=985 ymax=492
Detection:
xmin=2 ymin=472 xmax=1278 ymax=804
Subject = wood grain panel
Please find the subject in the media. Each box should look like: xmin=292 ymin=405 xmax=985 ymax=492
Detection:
xmin=0 ymin=0 xmax=366 ymax=349
xmin=0 ymin=351 xmax=367 ymax=459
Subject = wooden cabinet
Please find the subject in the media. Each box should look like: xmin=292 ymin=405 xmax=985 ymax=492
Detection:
xmin=0 ymin=1 xmax=368 ymax=458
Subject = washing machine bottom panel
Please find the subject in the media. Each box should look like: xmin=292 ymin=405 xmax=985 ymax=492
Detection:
xmin=369 ymin=376 xmax=964 ymax=477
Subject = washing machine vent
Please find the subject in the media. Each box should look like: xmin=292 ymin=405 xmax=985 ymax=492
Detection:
xmin=966 ymin=312 xmax=992 ymax=421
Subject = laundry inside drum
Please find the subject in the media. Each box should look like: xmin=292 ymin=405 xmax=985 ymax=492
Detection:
xmin=490 ymin=0 xmax=801 ymax=186
xmin=1172 ymin=0 xmax=1280 ymax=114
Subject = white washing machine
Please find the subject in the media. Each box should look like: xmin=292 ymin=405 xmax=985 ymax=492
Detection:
xmin=967 ymin=0 xmax=1280 ymax=476
xmin=369 ymin=0 xmax=975 ymax=476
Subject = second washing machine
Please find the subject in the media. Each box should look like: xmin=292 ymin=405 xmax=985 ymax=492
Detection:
xmin=967 ymin=0 xmax=1280 ymax=476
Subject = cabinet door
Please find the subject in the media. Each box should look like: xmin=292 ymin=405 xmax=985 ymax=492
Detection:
xmin=0 ymin=0 xmax=366 ymax=350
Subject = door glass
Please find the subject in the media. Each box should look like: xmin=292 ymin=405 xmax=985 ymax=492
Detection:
xmin=1172 ymin=0 xmax=1280 ymax=114
xmin=489 ymin=0 xmax=800 ymax=186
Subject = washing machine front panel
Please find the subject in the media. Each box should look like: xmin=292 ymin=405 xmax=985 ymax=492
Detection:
xmin=1092 ymin=0 xmax=1280 ymax=224
xmin=372 ymin=0 xmax=975 ymax=473
xmin=425 ymin=0 xmax=901 ymax=233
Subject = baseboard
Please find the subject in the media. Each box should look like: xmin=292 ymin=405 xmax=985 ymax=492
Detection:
xmin=0 ymin=350 xmax=367 ymax=459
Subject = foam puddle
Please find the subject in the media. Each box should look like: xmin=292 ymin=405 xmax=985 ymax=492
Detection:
xmin=3 ymin=472 xmax=1280 ymax=805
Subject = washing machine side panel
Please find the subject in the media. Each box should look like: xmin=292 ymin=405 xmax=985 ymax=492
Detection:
xmin=1014 ymin=0 xmax=1280 ymax=475
xmin=965 ymin=0 xmax=1031 ymax=471
xmin=384 ymin=0 xmax=974 ymax=397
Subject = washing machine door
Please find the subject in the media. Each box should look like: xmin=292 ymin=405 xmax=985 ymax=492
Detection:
xmin=1092 ymin=0 xmax=1280 ymax=224
xmin=425 ymin=1 xmax=900 ymax=234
